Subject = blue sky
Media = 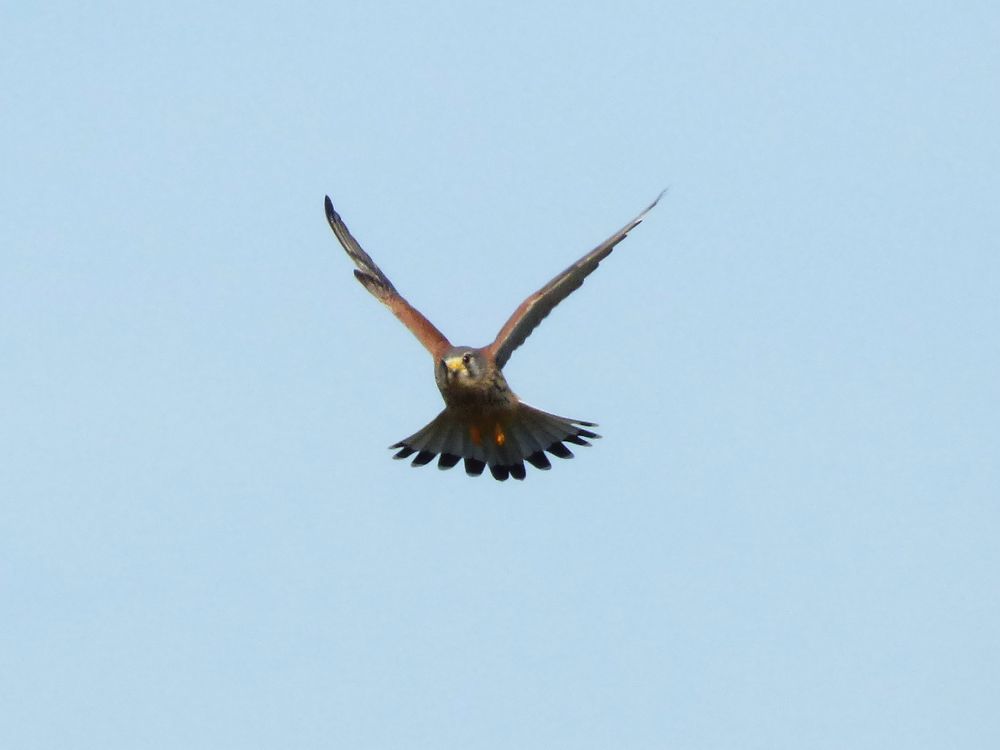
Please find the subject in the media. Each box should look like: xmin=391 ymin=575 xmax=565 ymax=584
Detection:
xmin=2 ymin=2 xmax=998 ymax=747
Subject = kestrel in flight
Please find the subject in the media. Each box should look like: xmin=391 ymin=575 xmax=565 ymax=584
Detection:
xmin=325 ymin=192 xmax=663 ymax=481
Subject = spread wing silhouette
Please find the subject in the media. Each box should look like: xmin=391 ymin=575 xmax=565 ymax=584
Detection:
xmin=486 ymin=191 xmax=665 ymax=368
xmin=325 ymin=196 xmax=452 ymax=358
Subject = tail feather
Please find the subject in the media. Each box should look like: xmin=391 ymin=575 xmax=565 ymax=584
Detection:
xmin=507 ymin=419 xmax=544 ymax=456
xmin=389 ymin=403 xmax=600 ymax=481
xmin=519 ymin=408 xmax=567 ymax=453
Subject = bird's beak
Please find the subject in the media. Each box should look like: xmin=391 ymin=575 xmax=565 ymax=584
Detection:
xmin=444 ymin=357 xmax=464 ymax=373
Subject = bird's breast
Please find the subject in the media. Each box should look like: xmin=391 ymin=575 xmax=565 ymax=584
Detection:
xmin=438 ymin=370 xmax=515 ymax=411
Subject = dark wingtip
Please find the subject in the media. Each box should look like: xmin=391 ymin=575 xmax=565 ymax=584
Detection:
xmin=464 ymin=458 xmax=486 ymax=476
xmin=509 ymin=463 xmax=526 ymax=481
xmin=392 ymin=445 xmax=416 ymax=460
xmin=643 ymin=188 xmax=668 ymax=215
xmin=324 ymin=195 xmax=338 ymax=223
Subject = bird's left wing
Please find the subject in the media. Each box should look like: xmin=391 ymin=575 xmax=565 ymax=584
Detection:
xmin=485 ymin=191 xmax=664 ymax=369
xmin=325 ymin=196 xmax=452 ymax=358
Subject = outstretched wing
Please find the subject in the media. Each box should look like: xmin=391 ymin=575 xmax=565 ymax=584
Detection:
xmin=325 ymin=196 xmax=451 ymax=358
xmin=485 ymin=191 xmax=664 ymax=369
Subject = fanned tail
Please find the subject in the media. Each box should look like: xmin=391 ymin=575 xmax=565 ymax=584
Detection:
xmin=389 ymin=404 xmax=599 ymax=482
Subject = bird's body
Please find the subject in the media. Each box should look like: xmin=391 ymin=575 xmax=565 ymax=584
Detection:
xmin=325 ymin=192 xmax=662 ymax=480
xmin=434 ymin=347 xmax=513 ymax=411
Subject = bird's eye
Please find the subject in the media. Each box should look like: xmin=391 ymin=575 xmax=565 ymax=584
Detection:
xmin=462 ymin=353 xmax=472 ymax=365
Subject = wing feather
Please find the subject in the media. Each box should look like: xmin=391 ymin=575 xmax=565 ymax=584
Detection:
xmin=486 ymin=192 xmax=664 ymax=368
xmin=325 ymin=196 xmax=451 ymax=358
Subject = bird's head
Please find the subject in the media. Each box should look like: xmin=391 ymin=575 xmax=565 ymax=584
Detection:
xmin=437 ymin=347 xmax=487 ymax=388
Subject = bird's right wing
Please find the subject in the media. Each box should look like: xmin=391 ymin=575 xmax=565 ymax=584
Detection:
xmin=325 ymin=196 xmax=452 ymax=359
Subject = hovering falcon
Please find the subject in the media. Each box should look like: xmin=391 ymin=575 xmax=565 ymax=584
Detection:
xmin=325 ymin=192 xmax=663 ymax=481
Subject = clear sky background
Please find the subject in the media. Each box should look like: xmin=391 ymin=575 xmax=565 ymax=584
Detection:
xmin=2 ymin=2 xmax=998 ymax=748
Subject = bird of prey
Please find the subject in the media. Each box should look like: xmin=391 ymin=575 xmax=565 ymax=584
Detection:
xmin=325 ymin=192 xmax=663 ymax=481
